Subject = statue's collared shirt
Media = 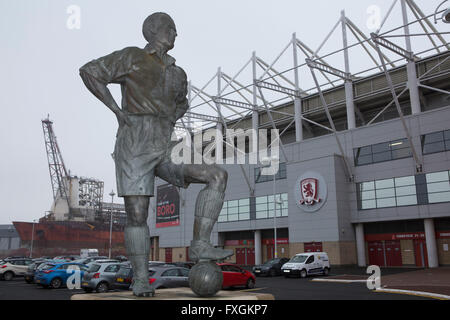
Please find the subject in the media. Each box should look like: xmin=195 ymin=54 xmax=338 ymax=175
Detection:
xmin=80 ymin=45 xmax=188 ymax=123
xmin=80 ymin=46 xmax=189 ymax=197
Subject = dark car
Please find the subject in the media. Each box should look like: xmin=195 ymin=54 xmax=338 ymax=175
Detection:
xmin=252 ymin=258 xmax=290 ymax=277
xmin=113 ymin=265 xmax=133 ymax=290
xmin=24 ymin=259 xmax=53 ymax=283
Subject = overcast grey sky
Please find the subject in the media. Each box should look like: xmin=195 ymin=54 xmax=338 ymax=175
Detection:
xmin=0 ymin=0 xmax=447 ymax=224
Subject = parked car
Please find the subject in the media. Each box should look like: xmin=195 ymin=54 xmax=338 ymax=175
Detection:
xmin=24 ymin=259 xmax=53 ymax=283
xmin=53 ymin=255 xmax=80 ymax=261
xmin=218 ymin=263 xmax=256 ymax=289
xmin=73 ymin=256 xmax=108 ymax=265
xmin=114 ymin=255 xmax=128 ymax=262
xmin=170 ymin=261 xmax=195 ymax=269
xmin=281 ymin=252 xmax=330 ymax=278
xmin=252 ymin=258 xmax=290 ymax=277
xmin=0 ymin=258 xmax=33 ymax=281
xmin=113 ymin=265 xmax=133 ymax=290
xmin=34 ymin=262 xmax=88 ymax=288
xmin=81 ymin=262 xmax=125 ymax=293
xmin=147 ymin=266 xmax=190 ymax=290
xmin=114 ymin=265 xmax=191 ymax=291
xmin=148 ymin=261 xmax=167 ymax=267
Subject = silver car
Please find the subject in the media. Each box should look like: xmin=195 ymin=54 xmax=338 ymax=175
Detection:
xmin=81 ymin=262 xmax=125 ymax=293
xmin=147 ymin=266 xmax=190 ymax=290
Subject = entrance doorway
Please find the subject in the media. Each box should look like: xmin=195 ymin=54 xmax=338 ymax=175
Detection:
xmin=414 ymin=239 xmax=428 ymax=267
xmin=304 ymin=242 xmax=323 ymax=252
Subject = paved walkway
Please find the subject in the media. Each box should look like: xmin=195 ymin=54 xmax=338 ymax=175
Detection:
xmin=317 ymin=267 xmax=450 ymax=299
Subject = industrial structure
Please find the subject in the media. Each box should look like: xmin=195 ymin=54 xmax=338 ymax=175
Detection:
xmin=12 ymin=118 xmax=128 ymax=257
xmin=148 ymin=0 xmax=450 ymax=267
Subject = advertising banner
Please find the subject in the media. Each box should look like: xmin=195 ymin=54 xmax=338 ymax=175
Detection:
xmin=156 ymin=184 xmax=180 ymax=228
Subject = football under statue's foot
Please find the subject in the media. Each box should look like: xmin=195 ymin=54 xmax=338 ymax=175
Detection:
xmin=189 ymin=240 xmax=234 ymax=262
xmin=132 ymin=278 xmax=155 ymax=297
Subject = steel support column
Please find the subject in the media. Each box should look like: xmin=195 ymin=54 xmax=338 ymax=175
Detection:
xmin=292 ymin=33 xmax=303 ymax=141
xmin=341 ymin=10 xmax=356 ymax=130
xmin=401 ymin=0 xmax=421 ymax=114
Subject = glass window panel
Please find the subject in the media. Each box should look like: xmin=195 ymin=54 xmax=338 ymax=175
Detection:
xmin=239 ymin=212 xmax=250 ymax=220
xmin=356 ymin=145 xmax=372 ymax=156
xmin=256 ymin=203 xmax=267 ymax=211
xmin=268 ymin=210 xmax=274 ymax=218
xmin=446 ymin=140 xmax=450 ymax=151
xmin=423 ymin=141 xmax=445 ymax=154
xmin=426 ymin=171 xmax=449 ymax=183
xmin=376 ymin=197 xmax=396 ymax=208
xmin=228 ymin=200 xmax=238 ymax=207
xmin=222 ymin=202 xmax=228 ymax=208
xmin=218 ymin=215 xmax=227 ymax=222
xmin=361 ymin=190 xmax=376 ymax=200
xmin=239 ymin=205 xmax=250 ymax=213
xmin=427 ymin=181 xmax=450 ymax=193
xmin=394 ymin=176 xmax=415 ymax=187
xmin=238 ymin=198 xmax=249 ymax=206
xmin=428 ymin=191 xmax=450 ymax=203
xmin=359 ymin=181 xmax=375 ymax=191
xmin=267 ymin=195 xmax=274 ymax=203
xmin=255 ymin=196 xmax=267 ymax=204
xmin=391 ymin=148 xmax=412 ymax=159
xmin=256 ymin=211 xmax=267 ymax=219
xmin=423 ymin=131 xmax=444 ymax=144
xmin=395 ymin=185 xmax=416 ymax=197
xmin=444 ymin=130 xmax=450 ymax=140
xmin=372 ymin=142 xmax=390 ymax=153
xmin=228 ymin=214 xmax=239 ymax=221
xmin=361 ymin=199 xmax=376 ymax=209
xmin=219 ymin=209 xmax=227 ymax=216
xmin=389 ymin=139 xmax=409 ymax=150
xmin=372 ymin=151 xmax=392 ymax=163
xmin=376 ymin=188 xmax=395 ymax=199
xmin=281 ymin=193 xmax=288 ymax=201
xmin=396 ymin=195 xmax=417 ymax=206
xmin=375 ymin=179 xmax=394 ymax=189
xmin=228 ymin=207 xmax=238 ymax=214
xmin=356 ymin=154 xmax=373 ymax=166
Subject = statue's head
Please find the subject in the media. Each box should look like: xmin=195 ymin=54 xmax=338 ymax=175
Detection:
xmin=142 ymin=12 xmax=177 ymax=51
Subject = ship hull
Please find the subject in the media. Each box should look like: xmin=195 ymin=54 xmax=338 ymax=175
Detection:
xmin=13 ymin=221 xmax=126 ymax=257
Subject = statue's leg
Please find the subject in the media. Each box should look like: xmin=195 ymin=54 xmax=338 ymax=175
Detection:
xmin=124 ymin=196 xmax=154 ymax=297
xmin=183 ymin=164 xmax=234 ymax=262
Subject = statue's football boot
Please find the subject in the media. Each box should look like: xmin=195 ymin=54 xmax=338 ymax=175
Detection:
xmin=189 ymin=239 xmax=234 ymax=262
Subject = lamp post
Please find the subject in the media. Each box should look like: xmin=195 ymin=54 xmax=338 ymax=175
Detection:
xmin=108 ymin=190 xmax=115 ymax=259
xmin=30 ymin=219 xmax=36 ymax=258
xmin=260 ymin=156 xmax=279 ymax=259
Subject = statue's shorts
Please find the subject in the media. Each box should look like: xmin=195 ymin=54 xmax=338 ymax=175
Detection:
xmin=113 ymin=114 xmax=190 ymax=197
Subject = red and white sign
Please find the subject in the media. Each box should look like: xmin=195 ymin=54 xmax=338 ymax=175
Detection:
xmin=299 ymin=178 xmax=321 ymax=206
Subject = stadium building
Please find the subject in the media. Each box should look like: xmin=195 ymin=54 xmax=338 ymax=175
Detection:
xmin=147 ymin=1 xmax=450 ymax=268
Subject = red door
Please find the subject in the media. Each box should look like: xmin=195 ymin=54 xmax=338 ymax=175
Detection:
xmin=267 ymin=245 xmax=274 ymax=260
xmin=165 ymin=248 xmax=172 ymax=263
xmin=186 ymin=247 xmax=190 ymax=262
xmin=414 ymin=239 xmax=428 ymax=267
xmin=304 ymin=242 xmax=323 ymax=252
xmin=385 ymin=240 xmax=402 ymax=266
xmin=368 ymin=241 xmax=385 ymax=266
xmin=246 ymin=248 xmax=255 ymax=265
xmin=236 ymin=248 xmax=245 ymax=265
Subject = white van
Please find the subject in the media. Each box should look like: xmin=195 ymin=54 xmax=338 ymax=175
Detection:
xmin=281 ymin=252 xmax=330 ymax=278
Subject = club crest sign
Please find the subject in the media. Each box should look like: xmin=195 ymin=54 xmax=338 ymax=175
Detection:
xmin=294 ymin=171 xmax=327 ymax=212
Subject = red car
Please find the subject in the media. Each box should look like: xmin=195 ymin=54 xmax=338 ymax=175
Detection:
xmin=218 ymin=263 xmax=256 ymax=289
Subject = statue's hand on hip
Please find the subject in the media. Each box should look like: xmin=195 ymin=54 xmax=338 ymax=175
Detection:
xmin=116 ymin=111 xmax=132 ymax=128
